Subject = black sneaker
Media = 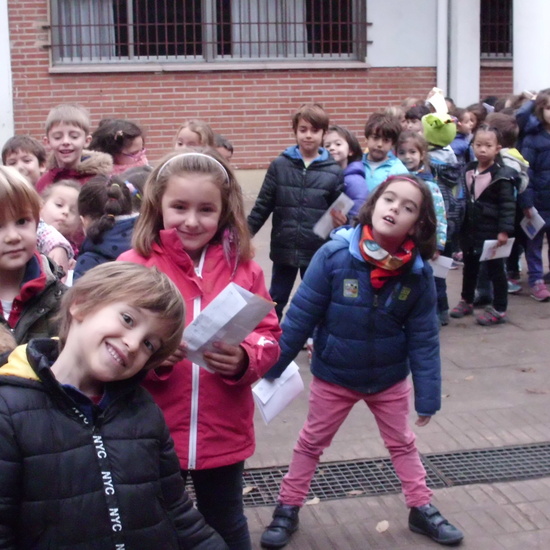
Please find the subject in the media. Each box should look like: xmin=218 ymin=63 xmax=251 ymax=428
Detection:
xmin=260 ymin=504 xmax=300 ymax=549
xmin=409 ymin=504 xmax=464 ymax=546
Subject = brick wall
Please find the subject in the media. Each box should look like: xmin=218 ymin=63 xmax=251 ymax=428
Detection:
xmin=8 ymin=1 xmax=437 ymax=169
xmin=480 ymin=65 xmax=514 ymax=101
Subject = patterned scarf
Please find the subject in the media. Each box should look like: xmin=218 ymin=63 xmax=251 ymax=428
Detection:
xmin=359 ymin=225 xmax=415 ymax=289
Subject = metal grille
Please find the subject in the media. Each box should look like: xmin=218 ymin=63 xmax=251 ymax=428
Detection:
xmin=184 ymin=443 xmax=550 ymax=507
xmin=48 ymin=0 xmax=368 ymax=65
xmin=480 ymin=0 xmax=512 ymax=58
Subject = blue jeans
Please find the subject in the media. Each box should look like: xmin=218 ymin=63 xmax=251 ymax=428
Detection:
xmin=269 ymin=263 xmax=308 ymax=320
xmin=524 ymin=223 xmax=550 ymax=286
xmin=182 ymin=461 xmax=251 ymax=550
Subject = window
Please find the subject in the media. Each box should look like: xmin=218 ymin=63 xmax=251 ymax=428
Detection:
xmin=49 ymin=0 xmax=368 ymax=67
xmin=480 ymin=0 xmax=512 ymax=58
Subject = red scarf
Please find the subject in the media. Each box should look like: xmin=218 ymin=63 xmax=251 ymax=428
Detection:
xmin=359 ymin=225 xmax=415 ymax=289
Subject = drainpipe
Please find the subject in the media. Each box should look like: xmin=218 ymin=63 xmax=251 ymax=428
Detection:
xmin=436 ymin=0 xmax=450 ymax=95
xmin=0 ymin=1 xmax=14 ymax=146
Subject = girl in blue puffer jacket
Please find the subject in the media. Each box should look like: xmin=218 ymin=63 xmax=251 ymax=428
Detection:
xmin=260 ymin=175 xmax=463 ymax=549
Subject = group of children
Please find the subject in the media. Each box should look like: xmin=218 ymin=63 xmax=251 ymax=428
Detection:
xmin=2 ymin=87 xmax=550 ymax=548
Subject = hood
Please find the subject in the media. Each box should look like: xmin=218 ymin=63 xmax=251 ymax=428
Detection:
xmin=282 ymin=145 xmax=330 ymax=163
xmin=0 ymin=343 xmax=38 ymax=381
xmin=344 ymin=160 xmax=366 ymax=177
xmin=79 ymin=215 xmax=137 ymax=260
xmin=45 ymin=148 xmax=113 ymax=176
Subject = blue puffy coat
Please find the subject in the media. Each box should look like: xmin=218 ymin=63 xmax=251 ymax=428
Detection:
xmin=266 ymin=226 xmax=442 ymax=416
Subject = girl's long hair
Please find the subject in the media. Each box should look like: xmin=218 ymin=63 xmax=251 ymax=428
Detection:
xmin=132 ymin=148 xmax=253 ymax=267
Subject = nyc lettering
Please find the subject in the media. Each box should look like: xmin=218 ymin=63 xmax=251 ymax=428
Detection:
xmin=109 ymin=508 xmax=123 ymax=532
xmin=115 ymin=545 xmax=126 ymax=550
xmin=93 ymin=435 xmax=107 ymax=458
xmin=101 ymin=471 xmax=115 ymax=495
xmin=72 ymin=406 xmax=89 ymax=424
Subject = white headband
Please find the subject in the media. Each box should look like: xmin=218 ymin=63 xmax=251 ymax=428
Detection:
xmin=156 ymin=152 xmax=230 ymax=183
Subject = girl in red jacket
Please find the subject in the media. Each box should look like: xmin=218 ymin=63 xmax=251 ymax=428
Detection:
xmin=118 ymin=149 xmax=281 ymax=550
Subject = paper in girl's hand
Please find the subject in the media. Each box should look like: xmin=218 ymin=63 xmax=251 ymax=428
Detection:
xmin=428 ymin=255 xmax=454 ymax=279
xmin=521 ymin=208 xmax=545 ymax=239
xmin=479 ymin=238 xmax=515 ymax=262
xmin=313 ymin=193 xmax=355 ymax=239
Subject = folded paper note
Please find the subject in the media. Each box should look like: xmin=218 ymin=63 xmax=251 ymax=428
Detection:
xmin=428 ymin=255 xmax=454 ymax=279
xmin=479 ymin=238 xmax=515 ymax=262
xmin=184 ymin=283 xmax=274 ymax=370
xmin=521 ymin=208 xmax=545 ymax=240
xmin=253 ymin=361 xmax=304 ymax=424
xmin=313 ymin=193 xmax=355 ymax=239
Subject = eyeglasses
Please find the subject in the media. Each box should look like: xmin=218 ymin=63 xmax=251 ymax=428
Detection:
xmin=120 ymin=147 xmax=147 ymax=159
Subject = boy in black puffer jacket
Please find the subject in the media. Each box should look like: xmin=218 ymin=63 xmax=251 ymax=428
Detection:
xmin=247 ymin=103 xmax=344 ymax=320
xmin=0 ymin=262 xmax=227 ymax=550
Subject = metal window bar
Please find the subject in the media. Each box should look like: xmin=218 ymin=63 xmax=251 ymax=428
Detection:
xmin=480 ymin=0 xmax=512 ymax=58
xmin=49 ymin=0 xmax=369 ymax=65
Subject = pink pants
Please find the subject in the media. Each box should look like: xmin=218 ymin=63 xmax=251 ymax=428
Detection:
xmin=279 ymin=376 xmax=433 ymax=508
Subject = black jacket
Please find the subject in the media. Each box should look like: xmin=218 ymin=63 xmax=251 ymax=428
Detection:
xmin=0 ymin=339 xmax=228 ymax=550
xmin=247 ymin=146 xmax=343 ymax=267
xmin=460 ymin=159 xmax=518 ymax=254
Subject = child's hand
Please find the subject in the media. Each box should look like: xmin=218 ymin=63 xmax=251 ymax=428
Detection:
xmin=523 ymin=207 xmax=533 ymax=220
xmin=496 ymin=232 xmax=508 ymax=247
xmin=415 ymin=415 xmax=431 ymax=427
xmin=330 ymin=209 xmax=347 ymax=228
xmin=158 ymin=342 xmax=187 ymax=367
xmin=203 ymin=341 xmax=248 ymax=378
xmin=431 ymin=250 xmax=441 ymax=261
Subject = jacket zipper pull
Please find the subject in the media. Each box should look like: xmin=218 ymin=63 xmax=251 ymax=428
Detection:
xmin=373 ymin=293 xmax=379 ymax=307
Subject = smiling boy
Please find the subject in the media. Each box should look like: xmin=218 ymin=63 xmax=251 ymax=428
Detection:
xmin=35 ymin=104 xmax=112 ymax=194
xmin=0 ymin=262 xmax=228 ymax=549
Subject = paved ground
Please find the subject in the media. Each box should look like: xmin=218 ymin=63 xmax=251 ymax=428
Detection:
xmin=238 ymin=171 xmax=550 ymax=549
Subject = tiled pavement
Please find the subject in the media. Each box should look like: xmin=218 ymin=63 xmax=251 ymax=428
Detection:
xmin=238 ymin=171 xmax=550 ymax=549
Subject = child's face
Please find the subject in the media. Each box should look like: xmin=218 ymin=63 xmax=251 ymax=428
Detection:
xmin=67 ymin=302 xmax=168 ymax=388
xmin=371 ymin=179 xmax=422 ymax=254
xmin=323 ymin=131 xmax=350 ymax=168
xmin=473 ymin=130 xmax=501 ymax=167
xmin=216 ymin=146 xmax=233 ymax=163
xmin=0 ymin=212 xmax=37 ymax=275
xmin=115 ymin=136 xmax=147 ymax=166
xmin=41 ymin=185 xmax=81 ymax=238
xmin=175 ymin=127 xmax=201 ymax=149
xmin=404 ymin=118 xmax=423 ymax=134
xmin=397 ymin=139 xmax=422 ymax=172
xmin=295 ymin=118 xmax=324 ymax=160
xmin=45 ymin=123 xmax=91 ymax=170
xmin=161 ymin=173 xmax=222 ymax=262
xmin=543 ymin=100 xmax=550 ymax=126
xmin=458 ymin=112 xmax=475 ymax=135
xmin=3 ymin=149 xmax=44 ymax=186
xmin=365 ymin=133 xmax=394 ymax=163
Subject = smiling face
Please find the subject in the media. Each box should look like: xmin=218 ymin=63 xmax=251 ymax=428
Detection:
xmin=397 ymin=139 xmax=423 ymax=172
xmin=161 ymin=173 xmax=222 ymax=263
xmin=4 ymin=149 xmax=44 ymax=186
xmin=45 ymin=123 xmax=91 ymax=170
xmin=323 ymin=130 xmax=350 ymax=168
xmin=40 ymin=185 xmax=81 ymax=238
xmin=55 ymin=302 xmax=167 ymax=396
xmin=371 ymin=179 xmax=422 ymax=254
xmin=295 ymin=118 xmax=324 ymax=161
xmin=0 ymin=211 xmax=37 ymax=278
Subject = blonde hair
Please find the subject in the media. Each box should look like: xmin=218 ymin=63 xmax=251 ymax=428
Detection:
xmin=175 ymin=119 xmax=215 ymax=147
xmin=45 ymin=103 xmax=91 ymax=135
xmin=40 ymin=179 xmax=81 ymax=201
xmin=57 ymin=262 xmax=185 ymax=369
xmin=132 ymin=148 xmax=253 ymax=264
xmin=0 ymin=166 xmax=41 ymax=224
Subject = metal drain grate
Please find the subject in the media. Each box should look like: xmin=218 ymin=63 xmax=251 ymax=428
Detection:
xmin=424 ymin=442 xmax=550 ymax=486
xmin=184 ymin=442 xmax=550 ymax=507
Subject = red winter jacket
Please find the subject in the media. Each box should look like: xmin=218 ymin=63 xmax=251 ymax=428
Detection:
xmin=118 ymin=229 xmax=281 ymax=470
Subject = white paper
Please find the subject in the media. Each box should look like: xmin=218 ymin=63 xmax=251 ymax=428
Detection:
xmin=313 ymin=193 xmax=355 ymax=239
xmin=252 ymin=362 xmax=304 ymax=424
xmin=521 ymin=208 xmax=545 ymax=240
xmin=429 ymin=255 xmax=454 ymax=279
xmin=479 ymin=238 xmax=515 ymax=262
xmin=183 ymin=283 xmax=274 ymax=370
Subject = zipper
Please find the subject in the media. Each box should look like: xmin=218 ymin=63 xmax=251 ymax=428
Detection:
xmin=187 ymin=246 xmax=207 ymax=470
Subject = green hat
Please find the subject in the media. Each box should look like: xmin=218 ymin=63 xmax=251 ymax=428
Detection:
xmin=422 ymin=113 xmax=457 ymax=147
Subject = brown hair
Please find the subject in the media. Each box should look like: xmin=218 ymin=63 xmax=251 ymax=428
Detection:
xmin=0 ymin=166 xmax=41 ymax=225
xmin=356 ymin=174 xmax=437 ymax=259
xmin=291 ymin=103 xmax=329 ymax=133
xmin=1 ymin=135 xmax=47 ymax=165
xmin=90 ymin=118 xmax=144 ymax=156
xmin=396 ymin=131 xmax=430 ymax=167
xmin=364 ymin=113 xmax=402 ymax=144
xmin=175 ymin=119 xmax=215 ymax=147
xmin=45 ymin=103 xmax=91 ymax=135
xmin=57 ymin=262 xmax=185 ymax=369
xmin=484 ymin=112 xmax=519 ymax=148
xmin=132 ymin=148 xmax=253 ymax=264
xmin=40 ymin=179 xmax=81 ymax=202
xmin=534 ymin=89 xmax=550 ymax=125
